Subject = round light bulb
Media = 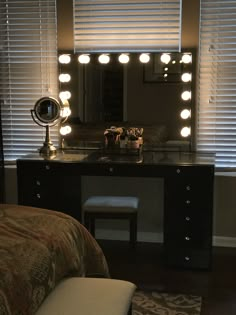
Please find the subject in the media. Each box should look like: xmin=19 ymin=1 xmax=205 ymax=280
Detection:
xmin=181 ymin=73 xmax=192 ymax=82
xmin=58 ymin=54 xmax=71 ymax=64
xmin=180 ymin=126 xmax=191 ymax=137
xmin=118 ymin=54 xmax=129 ymax=64
xmin=181 ymin=91 xmax=191 ymax=101
xmin=160 ymin=53 xmax=171 ymax=64
xmin=60 ymin=125 xmax=72 ymax=135
xmin=181 ymin=54 xmax=192 ymax=64
xmin=98 ymin=54 xmax=110 ymax=64
xmin=59 ymin=73 xmax=71 ymax=83
xmin=180 ymin=109 xmax=191 ymax=119
xmin=78 ymin=54 xmax=90 ymax=64
xmin=139 ymin=53 xmax=150 ymax=63
xmin=61 ymin=107 xmax=71 ymax=118
xmin=59 ymin=91 xmax=71 ymax=100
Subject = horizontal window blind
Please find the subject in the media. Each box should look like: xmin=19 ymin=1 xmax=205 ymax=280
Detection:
xmin=73 ymin=0 xmax=182 ymax=53
xmin=197 ymin=0 xmax=236 ymax=169
xmin=0 ymin=0 xmax=58 ymax=161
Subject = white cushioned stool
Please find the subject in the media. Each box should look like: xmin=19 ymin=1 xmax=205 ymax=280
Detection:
xmin=83 ymin=196 xmax=139 ymax=247
xmin=35 ymin=277 xmax=136 ymax=315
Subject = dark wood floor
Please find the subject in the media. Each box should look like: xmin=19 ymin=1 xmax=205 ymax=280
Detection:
xmin=97 ymin=240 xmax=236 ymax=315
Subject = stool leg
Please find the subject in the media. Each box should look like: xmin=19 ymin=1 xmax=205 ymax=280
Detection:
xmin=90 ymin=218 xmax=95 ymax=237
xmin=130 ymin=214 xmax=137 ymax=248
xmin=84 ymin=214 xmax=96 ymax=237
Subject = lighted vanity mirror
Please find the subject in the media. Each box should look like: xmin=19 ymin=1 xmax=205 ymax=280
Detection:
xmin=58 ymin=50 xmax=195 ymax=149
xmin=34 ymin=97 xmax=61 ymax=123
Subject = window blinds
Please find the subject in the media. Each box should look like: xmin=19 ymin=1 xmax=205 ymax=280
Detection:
xmin=73 ymin=0 xmax=182 ymax=53
xmin=197 ymin=0 xmax=236 ymax=169
xmin=0 ymin=0 xmax=58 ymax=161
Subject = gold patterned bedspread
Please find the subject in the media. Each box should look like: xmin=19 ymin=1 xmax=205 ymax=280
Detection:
xmin=0 ymin=204 xmax=110 ymax=315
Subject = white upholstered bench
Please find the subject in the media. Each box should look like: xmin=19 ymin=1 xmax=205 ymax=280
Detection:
xmin=83 ymin=196 xmax=139 ymax=247
xmin=35 ymin=277 xmax=136 ymax=315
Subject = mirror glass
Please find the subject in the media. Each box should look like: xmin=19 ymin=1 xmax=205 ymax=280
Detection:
xmin=58 ymin=51 xmax=194 ymax=146
xmin=35 ymin=97 xmax=61 ymax=123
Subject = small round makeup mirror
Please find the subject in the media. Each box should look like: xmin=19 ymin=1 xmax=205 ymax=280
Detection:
xmin=34 ymin=97 xmax=61 ymax=124
xmin=31 ymin=96 xmax=70 ymax=156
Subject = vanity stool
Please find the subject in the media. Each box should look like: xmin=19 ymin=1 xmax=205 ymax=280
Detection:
xmin=83 ymin=196 xmax=139 ymax=247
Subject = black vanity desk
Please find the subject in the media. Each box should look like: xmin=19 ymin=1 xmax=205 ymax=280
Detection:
xmin=17 ymin=149 xmax=215 ymax=270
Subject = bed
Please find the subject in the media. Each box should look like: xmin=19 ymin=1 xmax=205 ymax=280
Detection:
xmin=0 ymin=203 xmax=110 ymax=315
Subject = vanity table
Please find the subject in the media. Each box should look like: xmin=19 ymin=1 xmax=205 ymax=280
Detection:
xmin=17 ymin=149 xmax=215 ymax=270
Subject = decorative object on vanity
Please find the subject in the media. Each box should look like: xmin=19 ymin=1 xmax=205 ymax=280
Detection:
xmin=31 ymin=96 xmax=71 ymax=156
xmin=104 ymin=126 xmax=143 ymax=155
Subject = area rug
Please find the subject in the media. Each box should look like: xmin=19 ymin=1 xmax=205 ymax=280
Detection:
xmin=132 ymin=290 xmax=202 ymax=315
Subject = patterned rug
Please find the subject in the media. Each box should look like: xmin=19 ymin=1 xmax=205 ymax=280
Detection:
xmin=132 ymin=290 xmax=202 ymax=315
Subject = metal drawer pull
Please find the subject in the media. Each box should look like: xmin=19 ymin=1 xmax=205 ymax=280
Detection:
xmin=184 ymin=256 xmax=190 ymax=261
xmin=36 ymin=180 xmax=41 ymax=186
xmin=186 ymin=185 xmax=191 ymax=191
xmin=185 ymin=216 xmax=191 ymax=221
xmin=186 ymin=200 xmax=191 ymax=204
xmin=185 ymin=236 xmax=191 ymax=241
xmin=176 ymin=168 xmax=181 ymax=174
xmin=36 ymin=193 xmax=41 ymax=199
xmin=109 ymin=167 xmax=113 ymax=173
xmin=45 ymin=165 xmax=50 ymax=170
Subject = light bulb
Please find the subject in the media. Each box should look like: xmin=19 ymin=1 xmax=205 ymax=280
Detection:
xmin=181 ymin=91 xmax=191 ymax=101
xmin=59 ymin=73 xmax=71 ymax=83
xmin=78 ymin=54 xmax=90 ymax=64
xmin=58 ymin=54 xmax=71 ymax=64
xmin=139 ymin=53 xmax=150 ymax=63
xmin=98 ymin=54 xmax=110 ymax=64
xmin=181 ymin=73 xmax=192 ymax=82
xmin=118 ymin=54 xmax=129 ymax=64
xmin=61 ymin=107 xmax=71 ymax=118
xmin=180 ymin=109 xmax=191 ymax=119
xmin=60 ymin=125 xmax=72 ymax=135
xmin=181 ymin=54 xmax=192 ymax=64
xmin=59 ymin=91 xmax=71 ymax=100
xmin=160 ymin=53 xmax=171 ymax=64
xmin=180 ymin=126 xmax=191 ymax=137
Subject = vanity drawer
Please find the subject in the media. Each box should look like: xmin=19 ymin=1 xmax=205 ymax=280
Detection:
xmin=17 ymin=161 xmax=82 ymax=220
xmin=165 ymin=247 xmax=212 ymax=269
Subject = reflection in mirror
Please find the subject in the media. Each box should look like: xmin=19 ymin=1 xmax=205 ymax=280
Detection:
xmin=35 ymin=98 xmax=61 ymax=123
xmin=58 ymin=50 xmax=195 ymax=150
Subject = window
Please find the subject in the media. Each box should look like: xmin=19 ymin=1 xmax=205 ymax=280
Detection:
xmin=0 ymin=0 xmax=58 ymax=161
xmin=197 ymin=0 xmax=236 ymax=169
xmin=73 ymin=0 xmax=182 ymax=53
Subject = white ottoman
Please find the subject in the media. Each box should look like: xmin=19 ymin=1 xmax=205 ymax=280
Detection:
xmin=35 ymin=277 xmax=136 ymax=315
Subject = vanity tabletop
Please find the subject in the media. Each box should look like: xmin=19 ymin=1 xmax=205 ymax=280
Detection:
xmin=18 ymin=148 xmax=215 ymax=167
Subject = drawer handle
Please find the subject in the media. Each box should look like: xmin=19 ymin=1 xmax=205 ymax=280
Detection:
xmin=185 ymin=216 xmax=191 ymax=221
xmin=184 ymin=256 xmax=190 ymax=261
xmin=185 ymin=236 xmax=191 ymax=241
xmin=176 ymin=168 xmax=181 ymax=174
xmin=186 ymin=200 xmax=191 ymax=205
xmin=36 ymin=193 xmax=41 ymax=199
xmin=45 ymin=165 xmax=50 ymax=170
xmin=186 ymin=185 xmax=191 ymax=191
xmin=109 ymin=167 xmax=114 ymax=173
xmin=36 ymin=180 xmax=41 ymax=186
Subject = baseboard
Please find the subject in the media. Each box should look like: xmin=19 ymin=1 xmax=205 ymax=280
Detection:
xmin=96 ymin=229 xmax=236 ymax=248
xmin=213 ymin=236 xmax=236 ymax=248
